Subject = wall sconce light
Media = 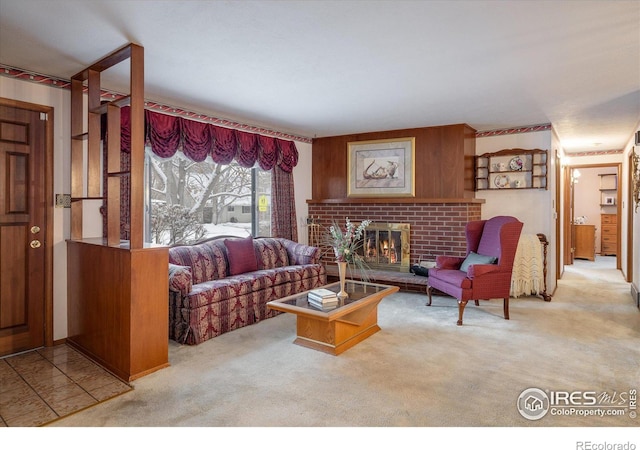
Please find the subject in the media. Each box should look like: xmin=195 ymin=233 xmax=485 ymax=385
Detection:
xmin=571 ymin=168 xmax=581 ymax=185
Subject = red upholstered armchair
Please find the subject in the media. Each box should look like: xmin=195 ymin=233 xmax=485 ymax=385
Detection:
xmin=426 ymin=216 xmax=523 ymax=325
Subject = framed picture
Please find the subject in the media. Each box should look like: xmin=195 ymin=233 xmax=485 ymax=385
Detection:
xmin=347 ymin=137 xmax=415 ymax=197
xmin=604 ymin=197 xmax=615 ymax=205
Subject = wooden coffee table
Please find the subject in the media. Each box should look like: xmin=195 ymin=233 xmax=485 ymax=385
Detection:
xmin=267 ymin=280 xmax=399 ymax=355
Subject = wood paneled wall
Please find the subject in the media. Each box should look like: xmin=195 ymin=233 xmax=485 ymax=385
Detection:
xmin=311 ymin=123 xmax=477 ymax=201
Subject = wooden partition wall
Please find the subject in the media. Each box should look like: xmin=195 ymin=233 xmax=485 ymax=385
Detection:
xmin=67 ymin=44 xmax=169 ymax=381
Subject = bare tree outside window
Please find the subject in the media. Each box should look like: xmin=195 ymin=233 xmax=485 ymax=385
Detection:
xmin=146 ymin=149 xmax=271 ymax=245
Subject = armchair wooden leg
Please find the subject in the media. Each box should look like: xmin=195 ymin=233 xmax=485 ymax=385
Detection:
xmin=426 ymin=285 xmax=433 ymax=306
xmin=503 ymin=297 xmax=510 ymax=320
xmin=457 ymin=300 xmax=468 ymax=326
xmin=474 ymin=300 xmax=480 ymax=306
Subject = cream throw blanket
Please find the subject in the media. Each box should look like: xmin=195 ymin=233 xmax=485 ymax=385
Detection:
xmin=510 ymin=234 xmax=544 ymax=298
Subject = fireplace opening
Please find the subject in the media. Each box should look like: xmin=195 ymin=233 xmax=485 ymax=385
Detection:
xmin=356 ymin=223 xmax=410 ymax=272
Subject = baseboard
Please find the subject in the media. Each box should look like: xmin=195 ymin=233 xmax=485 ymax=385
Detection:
xmin=632 ymin=283 xmax=640 ymax=309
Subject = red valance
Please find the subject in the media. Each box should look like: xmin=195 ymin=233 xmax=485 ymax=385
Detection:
xmin=257 ymin=135 xmax=278 ymax=171
xmin=210 ymin=125 xmax=237 ymax=165
xmin=117 ymin=107 xmax=299 ymax=172
xmin=235 ymin=130 xmax=259 ymax=168
xmin=147 ymin=111 xmax=181 ymax=158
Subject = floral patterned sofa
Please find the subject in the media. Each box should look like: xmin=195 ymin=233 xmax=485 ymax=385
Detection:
xmin=168 ymin=236 xmax=326 ymax=345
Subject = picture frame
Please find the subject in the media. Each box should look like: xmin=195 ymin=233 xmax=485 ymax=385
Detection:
xmin=604 ymin=196 xmax=615 ymax=205
xmin=347 ymin=137 xmax=415 ymax=197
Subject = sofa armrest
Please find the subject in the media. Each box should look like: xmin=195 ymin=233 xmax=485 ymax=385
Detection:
xmin=436 ymin=255 xmax=464 ymax=270
xmin=282 ymin=239 xmax=322 ymax=265
xmin=169 ymin=263 xmax=193 ymax=296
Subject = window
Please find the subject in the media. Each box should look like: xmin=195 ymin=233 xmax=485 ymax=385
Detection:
xmin=145 ymin=149 xmax=271 ymax=245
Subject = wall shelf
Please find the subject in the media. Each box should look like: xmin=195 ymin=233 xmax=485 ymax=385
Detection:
xmin=475 ymin=148 xmax=548 ymax=191
xmin=598 ymin=173 xmax=617 ymax=208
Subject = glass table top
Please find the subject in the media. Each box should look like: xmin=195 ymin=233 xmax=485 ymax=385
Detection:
xmin=273 ymin=280 xmax=391 ymax=313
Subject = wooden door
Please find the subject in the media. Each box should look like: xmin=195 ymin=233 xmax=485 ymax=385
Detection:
xmin=627 ymin=152 xmax=635 ymax=283
xmin=0 ymin=102 xmax=47 ymax=356
xmin=564 ymin=166 xmax=574 ymax=265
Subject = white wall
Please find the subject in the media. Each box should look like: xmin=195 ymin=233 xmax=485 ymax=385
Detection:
xmin=292 ymin=141 xmax=312 ymax=244
xmin=476 ymin=129 xmax=557 ymax=293
xmin=476 ymin=130 xmax=553 ymax=235
xmin=1 ymin=76 xmax=70 ymax=341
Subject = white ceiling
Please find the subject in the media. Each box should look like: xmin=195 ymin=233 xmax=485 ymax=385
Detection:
xmin=1 ymin=0 xmax=639 ymax=152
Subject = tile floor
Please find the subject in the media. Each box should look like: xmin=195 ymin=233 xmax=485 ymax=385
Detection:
xmin=0 ymin=344 xmax=131 ymax=427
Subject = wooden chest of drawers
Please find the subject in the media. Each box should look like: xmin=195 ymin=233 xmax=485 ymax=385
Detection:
xmin=601 ymin=214 xmax=617 ymax=256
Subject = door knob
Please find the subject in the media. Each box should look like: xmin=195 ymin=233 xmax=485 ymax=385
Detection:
xmin=30 ymin=240 xmax=41 ymax=249
xmin=31 ymin=225 xmax=41 ymax=234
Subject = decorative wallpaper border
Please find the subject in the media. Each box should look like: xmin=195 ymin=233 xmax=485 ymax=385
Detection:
xmin=5 ymin=64 xmax=598 ymax=148
xmin=475 ymin=123 xmax=552 ymax=137
xmin=0 ymin=64 xmax=313 ymax=144
xmin=565 ymin=149 xmax=623 ymax=157
xmin=476 ymin=123 xmax=624 ymax=155
xmin=141 ymin=101 xmax=313 ymax=142
xmin=1 ymin=65 xmax=71 ymax=89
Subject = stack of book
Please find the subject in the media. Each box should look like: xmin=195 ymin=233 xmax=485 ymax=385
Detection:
xmin=307 ymin=288 xmax=338 ymax=310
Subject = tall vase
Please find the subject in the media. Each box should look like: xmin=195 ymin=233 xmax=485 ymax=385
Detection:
xmin=337 ymin=261 xmax=348 ymax=299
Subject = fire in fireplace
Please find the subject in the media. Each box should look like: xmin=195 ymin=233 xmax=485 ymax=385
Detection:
xmin=356 ymin=223 xmax=410 ymax=272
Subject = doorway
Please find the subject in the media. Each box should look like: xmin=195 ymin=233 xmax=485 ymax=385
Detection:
xmin=0 ymin=98 xmax=53 ymax=357
xmin=564 ymin=163 xmax=622 ymax=271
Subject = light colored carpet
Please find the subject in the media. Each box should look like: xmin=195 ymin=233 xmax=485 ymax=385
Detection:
xmin=49 ymin=256 xmax=638 ymax=428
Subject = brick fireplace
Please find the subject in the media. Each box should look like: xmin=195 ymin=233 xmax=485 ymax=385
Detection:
xmin=307 ymin=200 xmax=482 ymax=268
xmin=361 ymin=222 xmax=411 ymax=272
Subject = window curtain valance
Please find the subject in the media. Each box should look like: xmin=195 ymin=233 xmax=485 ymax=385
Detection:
xmin=117 ymin=107 xmax=298 ymax=172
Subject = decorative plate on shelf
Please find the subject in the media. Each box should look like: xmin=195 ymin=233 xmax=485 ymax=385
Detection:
xmin=494 ymin=174 xmax=510 ymax=188
xmin=509 ymin=156 xmax=524 ymax=171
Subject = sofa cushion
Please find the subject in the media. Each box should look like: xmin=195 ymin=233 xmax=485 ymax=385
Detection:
xmin=225 ymin=236 xmax=258 ymax=275
xmin=281 ymin=239 xmax=321 ymax=265
xmin=184 ymin=275 xmax=260 ymax=309
xmin=169 ymin=240 xmax=228 ymax=284
xmin=254 ymin=238 xmax=289 ymax=270
xmin=459 ymin=252 xmax=497 ymax=273
xmin=168 ymin=263 xmax=192 ymax=296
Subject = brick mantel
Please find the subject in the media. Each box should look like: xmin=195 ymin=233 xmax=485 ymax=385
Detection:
xmin=307 ymin=200 xmax=483 ymax=265
xmin=307 ymin=198 xmax=484 ymax=204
